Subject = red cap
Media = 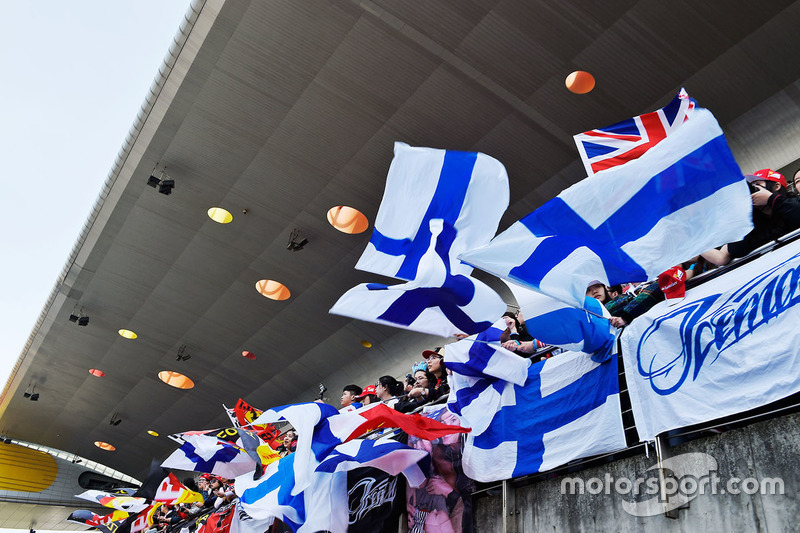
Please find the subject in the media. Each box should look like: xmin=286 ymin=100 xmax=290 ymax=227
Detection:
xmin=658 ymin=266 xmax=686 ymax=304
xmin=356 ymin=385 xmax=376 ymax=399
xmin=746 ymin=168 xmax=787 ymax=189
xmin=422 ymin=349 xmax=442 ymax=359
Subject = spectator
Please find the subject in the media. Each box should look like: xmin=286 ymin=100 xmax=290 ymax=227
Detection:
xmin=197 ymin=475 xmax=211 ymax=501
xmin=355 ymin=385 xmax=378 ymax=406
xmin=204 ymin=476 xmax=229 ymax=508
xmin=586 ymin=280 xmax=611 ymax=304
xmin=396 ymin=364 xmax=436 ymax=412
xmin=375 ymin=376 xmax=404 ymax=408
xmin=704 ymin=169 xmax=800 ymax=265
xmin=791 ymin=168 xmax=800 ymax=197
xmin=339 ymin=384 xmax=363 ymax=413
xmin=422 ymin=350 xmax=450 ymax=400
xmin=276 ymin=430 xmax=298 ymax=457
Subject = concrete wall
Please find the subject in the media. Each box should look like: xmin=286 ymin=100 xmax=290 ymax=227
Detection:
xmin=474 ymin=413 xmax=800 ymax=532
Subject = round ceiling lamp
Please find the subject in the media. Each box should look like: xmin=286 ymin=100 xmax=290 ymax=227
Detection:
xmin=89 ymin=369 xmax=106 ymax=377
xmin=158 ymin=370 xmax=195 ymax=389
xmin=242 ymin=350 xmax=256 ymax=360
xmin=255 ymin=279 xmax=290 ymax=301
xmin=327 ymin=206 xmax=369 ymax=234
xmin=565 ymin=71 xmax=595 ymax=94
xmin=147 ymin=430 xmax=159 ymax=437
xmin=94 ymin=441 xmax=116 ymax=451
xmin=207 ymin=207 xmax=233 ymax=224
xmin=118 ymin=329 xmax=138 ymax=340
xmin=361 ymin=340 xmax=373 ymax=348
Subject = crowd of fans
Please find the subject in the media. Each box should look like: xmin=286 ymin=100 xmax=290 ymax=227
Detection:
xmin=143 ymin=168 xmax=800 ymax=533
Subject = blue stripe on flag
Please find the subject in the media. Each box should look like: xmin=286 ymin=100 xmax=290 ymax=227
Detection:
xmin=239 ymin=454 xmax=304 ymax=516
xmin=448 ymin=378 xmax=504 ymax=418
xmin=471 ymin=353 xmax=620 ymax=476
xmin=181 ymin=442 xmax=239 ymax=472
xmin=368 ymin=150 xmax=477 ymax=280
xmin=582 ymin=141 xmax=618 ymax=159
xmin=510 ymin=134 xmax=742 ymax=287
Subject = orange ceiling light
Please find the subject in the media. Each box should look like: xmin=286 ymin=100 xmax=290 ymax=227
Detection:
xmin=89 ymin=369 xmax=106 ymax=377
xmin=255 ymin=279 xmax=290 ymax=300
xmin=94 ymin=441 xmax=116 ymax=451
xmin=361 ymin=340 xmax=373 ymax=348
xmin=327 ymin=206 xmax=369 ymax=234
xmin=207 ymin=207 xmax=233 ymax=224
xmin=242 ymin=350 xmax=256 ymax=360
xmin=147 ymin=430 xmax=159 ymax=437
xmin=158 ymin=371 xmax=195 ymax=389
xmin=118 ymin=329 xmax=138 ymax=339
xmin=565 ymin=71 xmax=595 ymax=94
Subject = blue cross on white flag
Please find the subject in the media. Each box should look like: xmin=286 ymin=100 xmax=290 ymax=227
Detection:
xmin=446 ymin=318 xmax=530 ymax=434
xmin=249 ymin=401 xmax=340 ymax=495
xmin=460 ymin=107 xmax=753 ymax=308
xmin=161 ymin=434 xmax=256 ymax=478
xmin=330 ymin=219 xmax=506 ymax=337
xmin=461 ymin=350 xmax=627 ymax=481
xmin=356 ymin=142 xmax=509 ymax=281
xmin=504 ymin=280 xmax=615 ymax=363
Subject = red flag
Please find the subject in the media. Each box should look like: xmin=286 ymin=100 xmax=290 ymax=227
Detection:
xmin=155 ymin=472 xmax=204 ymax=504
xmin=344 ymin=403 xmax=470 ymax=441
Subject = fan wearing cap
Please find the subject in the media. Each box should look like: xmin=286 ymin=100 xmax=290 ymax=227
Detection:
xmin=355 ymin=384 xmax=378 ymax=406
xmin=704 ymin=169 xmax=800 ymax=266
xmin=750 ymin=168 xmax=800 ymax=227
xmin=419 ymin=348 xmax=450 ymax=400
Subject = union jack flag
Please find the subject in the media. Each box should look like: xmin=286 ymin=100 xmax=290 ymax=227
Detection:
xmin=574 ymin=88 xmax=696 ymax=176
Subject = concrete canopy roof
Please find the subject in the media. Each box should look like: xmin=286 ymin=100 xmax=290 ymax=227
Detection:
xmin=4 ymin=0 xmax=800 ymax=480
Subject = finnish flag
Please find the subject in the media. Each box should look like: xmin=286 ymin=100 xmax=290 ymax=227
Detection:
xmin=330 ymin=219 xmax=506 ymax=337
xmin=460 ymin=108 xmax=753 ymax=308
xmin=356 ymin=142 xmax=509 ymax=281
xmin=446 ymin=319 xmax=531 ymax=435
xmin=461 ymin=350 xmax=627 ymax=481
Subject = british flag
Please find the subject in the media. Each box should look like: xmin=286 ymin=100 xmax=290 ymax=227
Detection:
xmin=574 ymin=88 xmax=696 ymax=176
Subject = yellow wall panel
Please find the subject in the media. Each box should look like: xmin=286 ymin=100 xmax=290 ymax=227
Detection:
xmin=0 ymin=444 xmax=57 ymax=492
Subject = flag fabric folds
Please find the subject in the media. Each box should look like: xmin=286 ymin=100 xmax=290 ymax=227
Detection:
xmin=574 ymin=88 xmax=695 ymax=176
xmin=460 ymin=350 xmax=627 ymax=481
xmin=324 ymin=402 xmax=471 ymax=445
xmin=66 ymin=509 xmax=129 ymax=528
xmin=356 ymin=142 xmax=509 ymax=281
xmin=235 ymin=437 xmax=428 ymax=533
xmin=76 ymin=490 xmax=149 ymax=513
xmin=161 ymin=434 xmax=256 ymax=478
xmin=249 ymin=402 xmax=340 ymax=495
xmin=460 ymin=106 xmax=753 ymax=308
xmin=154 ymin=472 xmax=204 ymax=505
xmin=249 ymin=400 xmax=469 ymax=496
xmin=331 ymin=219 xmax=506 ymax=337
xmin=445 ymin=319 xmax=531 ymax=435
xmin=315 ymin=436 xmax=429 ymax=488
xmin=505 ymin=280 xmax=615 ymax=362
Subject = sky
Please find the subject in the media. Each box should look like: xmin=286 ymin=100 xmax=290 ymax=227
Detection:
xmin=0 ymin=2 xmax=192 ymax=391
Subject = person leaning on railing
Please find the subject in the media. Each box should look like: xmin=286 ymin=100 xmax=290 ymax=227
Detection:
xmin=704 ymin=169 xmax=800 ymax=266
